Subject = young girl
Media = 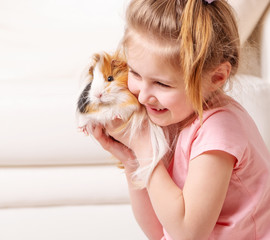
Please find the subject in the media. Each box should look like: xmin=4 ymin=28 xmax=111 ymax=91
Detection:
xmin=90 ymin=0 xmax=270 ymax=239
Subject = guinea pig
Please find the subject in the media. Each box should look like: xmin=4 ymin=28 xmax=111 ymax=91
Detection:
xmin=76 ymin=52 xmax=169 ymax=188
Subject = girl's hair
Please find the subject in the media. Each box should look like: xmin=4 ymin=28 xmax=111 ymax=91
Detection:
xmin=122 ymin=0 xmax=240 ymax=119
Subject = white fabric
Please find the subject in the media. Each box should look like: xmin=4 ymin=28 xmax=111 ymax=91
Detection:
xmin=228 ymin=0 xmax=270 ymax=44
xmin=0 ymin=165 xmax=129 ymax=208
xmin=0 ymin=80 xmax=113 ymax=165
xmin=0 ymin=0 xmax=126 ymax=82
xmin=227 ymin=74 xmax=270 ymax=151
xmin=261 ymin=6 xmax=270 ymax=82
xmin=0 ymin=205 xmax=147 ymax=240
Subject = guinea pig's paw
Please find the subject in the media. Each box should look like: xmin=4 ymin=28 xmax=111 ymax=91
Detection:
xmin=112 ymin=114 xmax=122 ymax=121
xmin=78 ymin=126 xmax=89 ymax=136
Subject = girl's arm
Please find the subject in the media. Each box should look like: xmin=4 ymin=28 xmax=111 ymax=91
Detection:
xmin=92 ymin=123 xmax=235 ymax=239
xmin=92 ymin=124 xmax=164 ymax=240
xmin=125 ymin=168 xmax=164 ymax=240
xmin=147 ymin=150 xmax=235 ymax=240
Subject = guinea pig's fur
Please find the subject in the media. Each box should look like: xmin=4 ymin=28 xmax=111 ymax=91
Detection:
xmin=77 ymin=52 xmax=169 ymax=188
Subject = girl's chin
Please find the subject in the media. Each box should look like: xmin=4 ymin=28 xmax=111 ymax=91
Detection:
xmin=148 ymin=114 xmax=170 ymax=127
xmin=145 ymin=106 xmax=178 ymax=126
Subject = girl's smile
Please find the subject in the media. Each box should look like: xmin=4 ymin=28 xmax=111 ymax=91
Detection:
xmin=145 ymin=105 xmax=168 ymax=115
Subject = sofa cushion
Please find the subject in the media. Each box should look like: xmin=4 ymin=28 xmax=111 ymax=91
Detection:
xmin=0 ymin=79 xmax=114 ymax=165
xmin=228 ymin=0 xmax=270 ymax=44
xmin=0 ymin=165 xmax=129 ymax=208
xmin=260 ymin=6 xmax=270 ymax=82
xmin=0 ymin=205 xmax=146 ymax=240
xmin=226 ymin=74 xmax=270 ymax=151
xmin=0 ymin=0 xmax=126 ymax=82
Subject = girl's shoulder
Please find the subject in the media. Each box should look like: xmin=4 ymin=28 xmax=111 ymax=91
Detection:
xmin=202 ymin=97 xmax=247 ymax=124
xmin=187 ymin=97 xmax=249 ymax=137
xmin=178 ymin=97 xmax=259 ymax=163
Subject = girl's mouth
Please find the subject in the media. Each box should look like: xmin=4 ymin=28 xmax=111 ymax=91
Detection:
xmin=146 ymin=105 xmax=168 ymax=114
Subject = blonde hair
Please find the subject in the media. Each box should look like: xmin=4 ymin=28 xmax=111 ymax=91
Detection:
xmin=122 ymin=0 xmax=240 ymax=119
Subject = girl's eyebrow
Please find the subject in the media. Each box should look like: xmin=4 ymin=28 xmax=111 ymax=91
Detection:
xmin=128 ymin=65 xmax=141 ymax=76
xmin=128 ymin=64 xmax=174 ymax=85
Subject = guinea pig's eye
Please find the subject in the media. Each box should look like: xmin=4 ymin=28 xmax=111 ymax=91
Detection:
xmin=107 ymin=76 xmax=114 ymax=82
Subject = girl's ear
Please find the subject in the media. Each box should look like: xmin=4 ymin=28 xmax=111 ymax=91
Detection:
xmin=210 ymin=61 xmax=231 ymax=91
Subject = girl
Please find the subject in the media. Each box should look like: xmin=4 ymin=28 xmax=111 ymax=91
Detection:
xmin=91 ymin=0 xmax=270 ymax=239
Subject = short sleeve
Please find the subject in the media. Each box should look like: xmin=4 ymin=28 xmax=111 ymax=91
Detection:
xmin=189 ymin=109 xmax=248 ymax=168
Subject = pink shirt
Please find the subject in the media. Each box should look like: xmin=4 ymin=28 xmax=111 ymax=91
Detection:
xmin=163 ymin=100 xmax=270 ymax=240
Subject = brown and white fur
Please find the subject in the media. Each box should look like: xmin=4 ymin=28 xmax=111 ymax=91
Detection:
xmin=77 ymin=52 xmax=169 ymax=188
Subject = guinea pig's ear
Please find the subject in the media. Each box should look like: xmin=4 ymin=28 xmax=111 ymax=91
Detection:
xmin=111 ymin=59 xmax=120 ymax=70
xmin=88 ymin=53 xmax=101 ymax=78
xmin=111 ymin=59 xmax=127 ymax=71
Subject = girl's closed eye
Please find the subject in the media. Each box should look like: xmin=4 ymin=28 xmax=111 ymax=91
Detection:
xmin=155 ymin=81 xmax=171 ymax=88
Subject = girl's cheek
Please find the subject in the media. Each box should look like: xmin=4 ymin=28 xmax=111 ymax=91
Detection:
xmin=128 ymin=74 xmax=139 ymax=96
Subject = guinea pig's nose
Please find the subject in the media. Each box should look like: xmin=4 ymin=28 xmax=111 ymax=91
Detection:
xmin=95 ymin=93 xmax=103 ymax=98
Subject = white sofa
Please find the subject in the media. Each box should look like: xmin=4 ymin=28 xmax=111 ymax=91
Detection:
xmin=0 ymin=1 xmax=269 ymax=239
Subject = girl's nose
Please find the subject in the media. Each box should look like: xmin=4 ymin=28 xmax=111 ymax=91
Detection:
xmin=138 ymin=86 xmax=156 ymax=105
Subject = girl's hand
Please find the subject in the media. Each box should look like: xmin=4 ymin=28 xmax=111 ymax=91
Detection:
xmin=107 ymin=118 xmax=153 ymax=165
xmin=90 ymin=118 xmax=154 ymax=169
xmin=90 ymin=123 xmax=138 ymax=172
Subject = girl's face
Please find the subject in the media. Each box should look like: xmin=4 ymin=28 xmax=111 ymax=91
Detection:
xmin=126 ymin=38 xmax=195 ymax=127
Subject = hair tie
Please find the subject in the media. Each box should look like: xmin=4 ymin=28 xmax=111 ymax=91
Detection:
xmin=203 ymin=0 xmax=216 ymax=4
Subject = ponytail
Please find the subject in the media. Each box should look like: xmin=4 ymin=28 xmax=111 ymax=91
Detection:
xmin=179 ymin=0 xmax=213 ymax=120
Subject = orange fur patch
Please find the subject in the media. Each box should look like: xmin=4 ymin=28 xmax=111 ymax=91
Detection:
xmin=85 ymin=104 xmax=99 ymax=114
xmin=101 ymin=52 xmax=129 ymax=87
xmin=120 ymin=93 xmax=139 ymax=108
